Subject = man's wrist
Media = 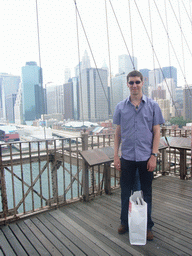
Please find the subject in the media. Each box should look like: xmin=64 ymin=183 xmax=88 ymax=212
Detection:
xmin=151 ymin=153 xmax=158 ymax=157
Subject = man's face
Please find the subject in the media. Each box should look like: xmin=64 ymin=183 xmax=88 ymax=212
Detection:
xmin=127 ymin=76 xmax=143 ymax=96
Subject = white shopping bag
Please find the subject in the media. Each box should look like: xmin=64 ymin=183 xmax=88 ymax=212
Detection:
xmin=128 ymin=191 xmax=147 ymax=245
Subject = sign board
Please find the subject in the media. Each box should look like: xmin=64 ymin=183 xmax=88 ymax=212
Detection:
xmin=80 ymin=147 xmax=114 ymax=167
xmin=166 ymin=136 xmax=191 ymax=150
xmin=159 ymin=137 xmax=168 ymax=150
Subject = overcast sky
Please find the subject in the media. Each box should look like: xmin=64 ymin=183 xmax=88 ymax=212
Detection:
xmin=1 ymin=0 xmax=192 ymax=87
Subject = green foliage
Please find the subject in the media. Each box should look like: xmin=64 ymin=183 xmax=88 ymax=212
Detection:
xmin=169 ymin=116 xmax=192 ymax=128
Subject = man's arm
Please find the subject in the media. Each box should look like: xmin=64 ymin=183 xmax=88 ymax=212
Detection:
xmin=147 ymin=124 xmax=161 ymax=172
xmin=114 ymin=125 xmax=121 ymax=171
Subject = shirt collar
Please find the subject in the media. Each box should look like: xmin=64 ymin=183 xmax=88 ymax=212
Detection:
xmin=126 ymin=94 xmax=147 ymax=104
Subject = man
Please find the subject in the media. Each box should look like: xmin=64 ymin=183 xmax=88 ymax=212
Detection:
xmin=113 ymin=70 xmax=164 ymax=241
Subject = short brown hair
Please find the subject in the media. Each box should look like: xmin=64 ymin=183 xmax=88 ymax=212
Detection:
xmin=127 ymin=70 xmax=143 ymax=82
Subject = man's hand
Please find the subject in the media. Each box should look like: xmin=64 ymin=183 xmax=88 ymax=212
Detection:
xmin=147 ymin=155 xmax=157 ymax=172
xmin=114 ymin=155 xmax=121 ymax=171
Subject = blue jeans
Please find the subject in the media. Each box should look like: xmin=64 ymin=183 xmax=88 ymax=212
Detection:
xmin=120 ymin=157 xmax=154 ymax=231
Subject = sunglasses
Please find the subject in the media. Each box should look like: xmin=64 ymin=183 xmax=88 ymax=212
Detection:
xmin=128 ymin=81 xmax=141 ymax=85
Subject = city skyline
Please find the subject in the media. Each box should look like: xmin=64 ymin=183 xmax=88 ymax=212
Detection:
xmin=1 ymin=0 xmax=192 ymax=87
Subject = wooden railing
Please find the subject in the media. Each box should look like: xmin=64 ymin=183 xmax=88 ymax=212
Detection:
xmin=0 ymin=129 xmax=191 ymax=225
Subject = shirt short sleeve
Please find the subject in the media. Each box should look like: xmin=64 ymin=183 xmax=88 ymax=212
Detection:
xmin=113 ymin=103 xmax=121 ymax=125
xmin=153 ymin=101 xmax=165 ymax=126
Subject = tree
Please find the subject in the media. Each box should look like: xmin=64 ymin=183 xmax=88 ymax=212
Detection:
xmin=169 ymin=116 xmax=191 ymax=128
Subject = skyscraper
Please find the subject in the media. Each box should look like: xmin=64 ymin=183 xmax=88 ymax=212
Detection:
xmin=139 ymin=69 xmax=150 ymax=97
xmin=118 ymin=54 xmax=137 ymax=74
xmin=82 ymin=50 xmax=91 ymax=70
xmin=5 ymin=94 xmax=17 ymax=123
xmin=159 ymin=78 xmax=176 ymax=106
xmin=64 ymin=67 xmax=71 ymax=83
xmin=14 ymin=83 xmax=24 ymax=125
xmin=21 ymin=62 xmax=44 ymax=122
xmin=72 ymin=77 xmax=80 ymax=120
xmin=162 ymin=66 xmax=177 ymax=87
xmin=183 ymin=86 xmax=192 ymax=120
xmin=0 ymin=73 xmax=20 ymax=120
xmin=80 ymin=68 xmax=108 ymax=121
xmin=63 ymin=82 xmax=73 ymax=120
xmin=149 ymin=66 xmax=177 ymax=97
xmin=149 ymin=69 xmax=163 ymax=93
xmin=111 ymin=73 xmax=129 ymax=113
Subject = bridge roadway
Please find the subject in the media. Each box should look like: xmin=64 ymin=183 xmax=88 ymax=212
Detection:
xmin=0 ymin=175 xmax=192 ymax=255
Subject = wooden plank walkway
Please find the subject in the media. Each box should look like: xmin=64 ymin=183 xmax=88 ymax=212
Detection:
xmin=0 ymin=175 xmax=192 ymax=256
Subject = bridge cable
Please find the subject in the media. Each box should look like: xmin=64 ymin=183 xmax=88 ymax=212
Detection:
xmin=73 ymin=0 xmax=112 ymax=116
xmin=105 ymin=0 xmax=113 ymax=116
xmin=148 ymin=0 xmax=157 ymax=91
xmin=133 ymin=0 xmax=179 ymax=116
xmin=168 ymin=0 xmax=192 ymax=76
xmin=177 ymin=0 xmax=186 ymax=77
xmin=153 ymin=0 xmax=192 ymax=96
xmin=74 ymin=0 xmax=84 ymax=125
xmin=181 ymin=0 xmax=192 ymax=34
xmin=108 ymin=0 xmax=135 ymax=70
xmin=35 ymin=0 xmax=46 ymax=139
xmin=128 ymin=0 xmax=135 ymax=67
xmin=164 ymin=0 xmax=175 ymax=105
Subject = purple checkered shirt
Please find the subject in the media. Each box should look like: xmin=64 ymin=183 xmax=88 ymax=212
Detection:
xmin=113 ymin=95 xmax=165 ymax=161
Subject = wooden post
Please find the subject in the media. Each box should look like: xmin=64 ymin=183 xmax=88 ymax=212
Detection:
xmin=0 ymin=146 xmax=8 ymax=217
xmin=180 ymin=149 xmax=186 ymax=180
xmin=50 ymin=158 xmax=58 ymax=203
xmin=82 ymin=133 xmax=89 ymax=201
xmin=104 ymin=162 xmax=111 ymax=194
xmin=161 ymin=126 xmax=168 ymax=175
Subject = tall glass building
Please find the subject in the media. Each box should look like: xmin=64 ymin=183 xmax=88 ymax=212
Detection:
xmin=0 ymin=73 xmax=20 ymax=120
xmin=21 ymin=62 xmax=44 ymax=121
xmin=118 ymin=54 xmax=137 ymax=75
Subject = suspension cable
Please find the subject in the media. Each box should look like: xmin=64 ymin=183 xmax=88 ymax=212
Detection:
xmin=128 ymin=0 xmax=135 ymax=65
xmin=35 ymin=0 xmax=46 ymax=138
xmin=164 ymin=0 xmax=174 ymax=104
xmin=181 ymin=0 xmax=192 ymax=29
xmin=164 ymin=0 xmax=172 ymax=74
xmin=108 ymin=0 xmax=135 ymax=70
xmin=74 ymin=0 xmax=84 ymax=125
xmin=148 ymin=0 xmax=157 ymax=91
xmin=105 ymin=0 xmax=113 ymax=115
xmin=133 ymin=0 xmax=178 ymax=116
xmin=153 ymin=0 xmax=192 ymax=96
xmin=73 ymin=0 xmax=111 ymax=115
xmin=178 ymin=0 xmax=186 ymax=76
xmin=168 ymin=0 xmax=192 ymax=59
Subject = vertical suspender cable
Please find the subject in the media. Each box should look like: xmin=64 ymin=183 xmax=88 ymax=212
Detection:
xmin=35 ymin=0 xmax=46 ymax=139
xmin=108 ymin=0 xmax=135 ymax=70
xmin=133 ymin=0 xmax=178 ymax=115
xmin=128 ymin=0 xmax=135 ymax=68
xmin=105 ymin=0 xmax=113 ymax=116
xmin=148 ymin=0 xmax=157 ymax=92
xmin=178 ymin=0 xmax=186 ymax=76
xmin=166 ymin=0 xmax=192 ymax=95
xmin=168 ymin=0 xmax=192 ymax=59
xmin=164 ymin=0 xmax=172 ymax=75
xmin=164 ymin=0 xmax=174 ymax=107
xmin=181 ymin=0 xmax=192 ymax=32
xmin=189 ymin=0 xmax=192 ymax=31
xmin=73 ymin=0 xmax=111 ymax=115
xmin=75 ymin=0 xmax=84 ymax=125
xmin=152 ymin=0 xmax=191 ymax=96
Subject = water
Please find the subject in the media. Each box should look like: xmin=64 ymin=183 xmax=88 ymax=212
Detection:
xmin=0 ymin=161 xmax=82 ymax=213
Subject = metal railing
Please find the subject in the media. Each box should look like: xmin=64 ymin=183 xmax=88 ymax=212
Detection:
xmin=0 ymin=134 xmax=116 ymax=224
xmin=0 ymin=130 xmax=191 ymax=225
